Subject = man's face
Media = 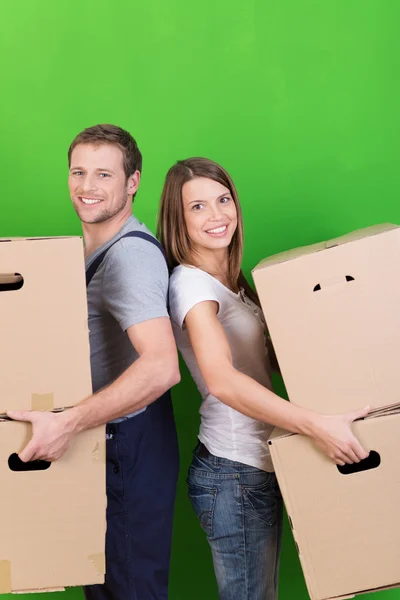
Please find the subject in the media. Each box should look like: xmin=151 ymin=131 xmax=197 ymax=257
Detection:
xmin=68 ymin=143 xmax=138 ymax=224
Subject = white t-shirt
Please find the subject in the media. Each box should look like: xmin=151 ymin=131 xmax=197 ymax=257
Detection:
xmin=169 ymin=265 xmax=274 ymax=472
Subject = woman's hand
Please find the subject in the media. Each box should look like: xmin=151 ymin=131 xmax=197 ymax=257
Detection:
xmin=308 ymin=406 xmax=370 ymax=465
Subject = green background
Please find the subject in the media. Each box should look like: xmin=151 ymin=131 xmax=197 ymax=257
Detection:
xmin=1 ymin=0 xmax=399 ymax=598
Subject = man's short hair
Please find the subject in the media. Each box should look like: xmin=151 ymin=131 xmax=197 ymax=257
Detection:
xmin=68 ymin=124 xmax=142 ymax=179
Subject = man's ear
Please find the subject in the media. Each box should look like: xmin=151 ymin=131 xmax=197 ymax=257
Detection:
xmin=127 ymin=170 xmax=141 ymax=196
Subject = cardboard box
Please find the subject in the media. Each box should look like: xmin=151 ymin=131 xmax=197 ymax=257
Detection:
xmin=252 ymin=224 xmax=400 ymax=413
xmin=0 ymin=237 xmax=92 ymax=412
xmin=0 ymin=421 xmax=106 ymax=594
xmin=269 ymin=409 xmax=400 ymax=600
xmin=0 ymin=237 xmax=106 ymax=593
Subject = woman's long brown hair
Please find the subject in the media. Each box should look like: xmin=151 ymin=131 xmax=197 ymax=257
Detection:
xmin=157 ymin=157 xmax=260 ymax=305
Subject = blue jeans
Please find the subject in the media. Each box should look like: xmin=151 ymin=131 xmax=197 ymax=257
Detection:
xmin=187 ymin=442 xmax=283 ymax=600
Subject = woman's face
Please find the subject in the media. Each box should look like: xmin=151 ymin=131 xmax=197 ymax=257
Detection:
xmin=182 ymin=177 xmax=238 ymax=254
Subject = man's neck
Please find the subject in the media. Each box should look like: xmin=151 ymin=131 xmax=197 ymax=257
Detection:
xmin=82 ymin=210 xmax=133 ymax=259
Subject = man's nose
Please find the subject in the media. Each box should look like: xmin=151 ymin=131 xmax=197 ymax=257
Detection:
xmin=80 ymin=173 xmax=98 ymax=192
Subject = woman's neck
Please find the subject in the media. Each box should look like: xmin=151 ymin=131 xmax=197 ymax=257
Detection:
xmin=188 ymin=247 xmax=238 ymax=292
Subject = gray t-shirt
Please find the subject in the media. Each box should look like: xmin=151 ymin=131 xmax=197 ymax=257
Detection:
xmin=85 ymin=215 xmax=169 ymax=420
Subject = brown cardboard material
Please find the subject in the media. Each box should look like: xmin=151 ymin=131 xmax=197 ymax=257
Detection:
xmin=0 ymin=422 xmax=106 ymax=593
xmin=269 ymin=413 xmax=400 ymax=600
xmin=0 ymin=237 xmax=92 ymax=412
xmin=253 ymin=224 xmax=400 ymax=598
xmin=13 ymin=588 xmax=66 ymax=594
xmin=31 ymin=393 xmax=54 ymax=411
xmin=252 ymin=224 xmax=400 ymax=413
xmin=0 ymin=236 xmax=106 ymax=592
xmin=88 ymin=553 xmax=107 ymax=576
xmin=0 ymin=561 xmax=12 ymax=594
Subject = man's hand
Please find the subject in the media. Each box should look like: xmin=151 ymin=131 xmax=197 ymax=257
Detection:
xmin=6 ymin=410 xmax=77 ymax=462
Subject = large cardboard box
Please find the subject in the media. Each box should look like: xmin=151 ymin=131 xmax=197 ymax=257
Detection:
xmin=252 ymin=224 xmax=400 ymax=413
xmin=253 ymin=224 xmax=400 ymax=599
xmin=0 ymin=237 xmax=92 ymax=411
xmin=269 ymin=409 xmax=400 ymax=600
xmin=0 ymin=237 xmax=106 ymax=593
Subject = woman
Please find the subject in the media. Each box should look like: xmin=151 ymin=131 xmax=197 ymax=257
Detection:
xmin=157 ymin=157 xmax=369 ymax=600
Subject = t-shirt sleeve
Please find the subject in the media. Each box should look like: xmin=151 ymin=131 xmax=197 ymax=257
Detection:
xmin=169 ymin=269 xmax=220 ymax=330
xmin=102 ymin=237 xmax=169 ymax=331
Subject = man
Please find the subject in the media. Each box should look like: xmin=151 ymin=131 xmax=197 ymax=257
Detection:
xmin=8 ymin=124 xmax=180 ymax=600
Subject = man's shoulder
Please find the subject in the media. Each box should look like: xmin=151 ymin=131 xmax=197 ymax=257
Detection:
xmin=122 ymin=216 xmax=157 ymax=240
xmin=107 ymin=219 xmax=165 ymax=265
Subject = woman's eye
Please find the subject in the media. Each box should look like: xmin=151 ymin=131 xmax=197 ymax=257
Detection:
xmin=192 ymin=203 xmax=204 ymax=211
xmin=220 ymin=196 xmax=230 ymax=204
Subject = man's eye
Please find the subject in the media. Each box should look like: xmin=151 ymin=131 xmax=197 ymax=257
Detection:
xmin=99 ymin=173 xmax=110 ymax=178
xmin=73 ymin=171 xmax=83 ymax=176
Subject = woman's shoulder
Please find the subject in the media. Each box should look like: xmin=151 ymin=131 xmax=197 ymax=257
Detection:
xmin=170 ymin=264 xmax=216 ymax=290
xmin=169 ymin=265 xmax=221 ymax=326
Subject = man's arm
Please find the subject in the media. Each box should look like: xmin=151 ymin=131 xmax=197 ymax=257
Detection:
xmin=8 ymin=317 xmax=180 ymax=462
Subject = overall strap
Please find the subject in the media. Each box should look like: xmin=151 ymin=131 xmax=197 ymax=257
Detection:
xmin=85 ymin=231 xmax=166 ymax=287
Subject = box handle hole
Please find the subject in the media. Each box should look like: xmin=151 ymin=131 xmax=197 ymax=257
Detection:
xmin=0 ymin=273 xmax=24 ymax=292
xmin=313 ymin=276 xmax=355 ymax=292
xmin=337 ymin=450 xmax=380 ymax=475
xmin=8 ymin=453 xmax=51 ymax=471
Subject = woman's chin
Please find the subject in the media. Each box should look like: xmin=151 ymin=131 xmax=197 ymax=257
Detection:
xmin=201 ymin=237 xmax=232 ymax=251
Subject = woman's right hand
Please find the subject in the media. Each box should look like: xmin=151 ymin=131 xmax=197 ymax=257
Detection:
xmin=308 ymin=406 xmax=370 ymax=466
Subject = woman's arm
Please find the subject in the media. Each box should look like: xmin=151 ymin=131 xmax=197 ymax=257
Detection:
xmin=185 ymin=301 xmax=369 ymax=466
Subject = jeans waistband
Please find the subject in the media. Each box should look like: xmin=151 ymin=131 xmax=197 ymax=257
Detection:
xmin=110 ymin=406 xmax=146 ymax=424
xmin=194 ymin=440 xmax=275 ymax=474
xmin=108 ymin=390 xmax=172 ymax=424
xmin=196 ymin=441 xmax=212 ymax=460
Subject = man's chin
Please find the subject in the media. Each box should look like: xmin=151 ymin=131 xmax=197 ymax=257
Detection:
xmin=80 ymin=215 xmax=110 ymax=225
xmin=72 ymin=198 xmax=130 ymax=225
xmin=73 ymin=207 xmax=110 ymax=225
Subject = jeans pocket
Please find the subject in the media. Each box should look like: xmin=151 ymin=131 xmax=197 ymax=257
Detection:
xmin=242 ymin=473 xmax=280 ymax=527
xmin=188 ymin=480 xmax=218 ymax=538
